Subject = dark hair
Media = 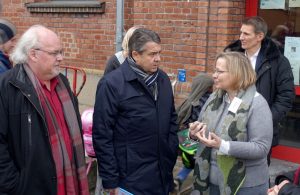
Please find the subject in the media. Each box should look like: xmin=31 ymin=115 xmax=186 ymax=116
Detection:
xmin=242 ymin=16 xmax=268 ymax=36
xmin=128 ymin=28 xmax=161 ymax=57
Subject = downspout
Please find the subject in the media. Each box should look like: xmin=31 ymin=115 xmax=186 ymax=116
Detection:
xmin=204 ymin=0 xmax=211 ymax=71
xmin=116 ymin=0 xmax=124 ymax=52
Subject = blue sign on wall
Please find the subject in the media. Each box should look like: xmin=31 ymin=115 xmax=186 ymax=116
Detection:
xmin=178 ymin=69 xmax=186 ymax=82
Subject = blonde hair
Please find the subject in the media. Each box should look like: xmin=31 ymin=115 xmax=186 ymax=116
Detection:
xmin=216 ymin=52 xmax=256 ymax=90
xmin=122 ymin=26 xmax=140 ymax=55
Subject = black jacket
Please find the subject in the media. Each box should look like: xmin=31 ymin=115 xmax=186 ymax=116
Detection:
xmin=93 ymin=59 xmax=178 ymax=195
xmin=275 ymin=167 xmax=300 ymax=195
xmin=0 ymin=64 xmax=82 ymax=195
xmin=0 ymin=51 xmax=12 ymax=74
xmin=225 ymin=37 xmax=295 ymax=146
xmin=279 ymin=183 xmax=300 ymax=195
xmin=104 ymin=54 xmax=121 ymax=75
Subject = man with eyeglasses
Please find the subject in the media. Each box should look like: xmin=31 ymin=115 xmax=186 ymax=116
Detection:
xmin=225 ymin=16 xmax=295 ymax=165
xmin=0 ymin=25 xmax=89 ymax=195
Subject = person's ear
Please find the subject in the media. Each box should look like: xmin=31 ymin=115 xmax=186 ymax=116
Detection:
xmin=257 ymin=32 xmax=264 ymax=41
xmin=132 ymin=50 xmax=140 ymax=62
xmin=28 ymin=49 xmax=38 ymax=62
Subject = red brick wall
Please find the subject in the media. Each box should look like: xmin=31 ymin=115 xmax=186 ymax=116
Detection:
xmin=124 ymin=0 xmax=245 ymax=95
xmin=1 ymin=0 xmax=245 ymax=94
xmin=1 ymin=0 xmax=118 ymax=71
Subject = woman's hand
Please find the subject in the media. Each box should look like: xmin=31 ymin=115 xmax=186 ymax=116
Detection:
xmin=195 ymin=128 xmax=222 ymax=149
xmin=189 ymin=121 xmax=207 ymax=140
xmin=267 ymin=180 xmax=290 ymax=195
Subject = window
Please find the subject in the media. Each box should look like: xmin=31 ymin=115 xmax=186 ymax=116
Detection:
xmin=259 ymin=3 xmax=300 ymax=149
xmin=26 ymin=1 xmax=105 ymax=14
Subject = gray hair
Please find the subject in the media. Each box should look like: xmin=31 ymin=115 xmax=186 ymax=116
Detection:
xmin=128 ymin=28 xmax=161 ymax=57
xmin=242 ymin=16 xmax=268 ymax=36
xmin=10 ymin=25 xmax=46 ymax=65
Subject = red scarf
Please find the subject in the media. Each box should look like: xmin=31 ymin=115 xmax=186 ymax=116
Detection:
xmin=24 ymin=65 xmax=89 ymax=195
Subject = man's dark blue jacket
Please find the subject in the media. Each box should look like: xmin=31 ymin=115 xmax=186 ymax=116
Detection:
xmin=92 ymin=59 xmax=178 ymax=195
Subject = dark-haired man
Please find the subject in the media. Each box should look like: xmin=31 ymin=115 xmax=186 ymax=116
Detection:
xmin=225 ymin=17 xmax=295 ymax=164
xmin=93 ymin=28 xmax=178 ymax=195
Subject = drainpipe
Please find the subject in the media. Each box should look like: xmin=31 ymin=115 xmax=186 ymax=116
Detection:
xmin=116 ymin=0 xmax=124 ymax=52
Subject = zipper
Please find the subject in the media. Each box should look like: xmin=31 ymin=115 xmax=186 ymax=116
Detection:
xmin=9 ymin=79 xmax=56 ymax=174
xmin=9 ymin=81 xmax=48 ymax=131
xmin=10 ymin=81 xmax=51 ymax=144
xmin=28 ymin=114 xmax=32 ymax=146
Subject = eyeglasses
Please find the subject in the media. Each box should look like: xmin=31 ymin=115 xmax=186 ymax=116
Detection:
xmin=34 ymin=48 xmax=64 ymax=57
xmin=214 ymin=69 xmax=228 ymax=75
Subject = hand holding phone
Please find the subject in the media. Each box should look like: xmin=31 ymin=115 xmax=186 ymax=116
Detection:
xmin=188 ymin=121 xmax=207 ymax=140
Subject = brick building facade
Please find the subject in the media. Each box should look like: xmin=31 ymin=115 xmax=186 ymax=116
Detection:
xmin=1 ymin=0 xmax=246 ymax=94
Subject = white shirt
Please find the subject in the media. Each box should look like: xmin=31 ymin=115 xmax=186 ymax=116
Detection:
xmin=246 ymin=48 xmax=261 ymax=70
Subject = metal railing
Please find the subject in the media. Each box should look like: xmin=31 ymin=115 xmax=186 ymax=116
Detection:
xmin=60 ymin=65 xmax=86 ymax=97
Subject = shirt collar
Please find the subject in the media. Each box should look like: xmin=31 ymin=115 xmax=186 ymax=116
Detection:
xmin=245 ymin=47 xmax=261 ymax=58
xmin=39 ymin=77 xmax=59 ymax=92
xmin=245 ymin=47 xmax=261 ymax=69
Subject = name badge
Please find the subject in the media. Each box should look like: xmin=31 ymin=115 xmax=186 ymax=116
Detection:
xmin=228 ymin=97 xmax=242 ymax=114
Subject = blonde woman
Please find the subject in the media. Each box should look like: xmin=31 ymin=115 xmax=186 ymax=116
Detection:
xmin=104 ymin=26 xmax=140 ymax=75
xmin=190 ymin=52 xmax=272 ymax=195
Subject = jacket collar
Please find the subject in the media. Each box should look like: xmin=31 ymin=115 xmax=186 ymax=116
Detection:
xmin=10 ymin=64 xmax=44 ymax=115
xmin=121 ymin=57 xmax=162 ymax=83
xmin=121 ymin=58 xmax=140 ymax=82
xmin=120 ymin=58 xmax=163 ymax=102
xmin=225 ymin=37 xmax=281 ymax=61
xmin=259 ymin=37 xmax=281 ymax=60
xmin=225 ymin=37 xmax=281 ymax=72
xmin=10 ymin=64 xmax=34 ymax=91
